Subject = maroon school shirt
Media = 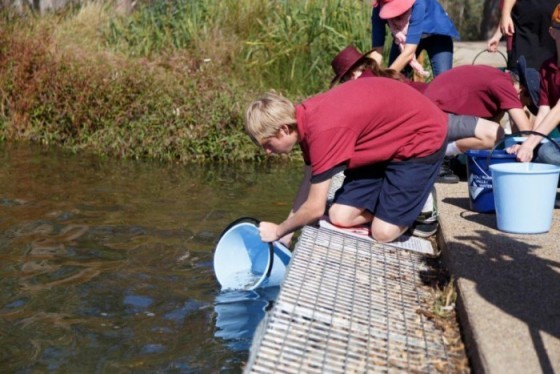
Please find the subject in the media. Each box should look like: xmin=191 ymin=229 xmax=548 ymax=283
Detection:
xmin=295 ymin=77 xmax=447 ymax=178
xmin=423 ymin=65 xmax=523 ymax=118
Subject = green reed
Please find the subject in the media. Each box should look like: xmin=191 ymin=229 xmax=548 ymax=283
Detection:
xmin=107 ymin=0 xmax=372 ymax=95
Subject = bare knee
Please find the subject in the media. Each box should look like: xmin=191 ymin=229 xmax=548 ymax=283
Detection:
xmin=329 ymin=205 xmax=356 ymax=227
xmin=329 ymin=204 xmax=371 ymax=227
xmin=370 ymin=222 xmax=406 ymax=243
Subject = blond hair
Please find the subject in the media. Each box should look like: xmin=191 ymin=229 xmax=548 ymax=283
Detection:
xmin=245 ymin=91 xmax=296 ymax=145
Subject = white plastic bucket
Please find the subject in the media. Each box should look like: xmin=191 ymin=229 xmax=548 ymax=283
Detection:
xmin=213 ymin=217 xmax=292 ymax=290
xmin=490 ymin=163 xmax=560 ymax=234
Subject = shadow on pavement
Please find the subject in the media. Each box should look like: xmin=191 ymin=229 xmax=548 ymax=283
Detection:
xmin=447 ymin=230 xmax=560 ymax=373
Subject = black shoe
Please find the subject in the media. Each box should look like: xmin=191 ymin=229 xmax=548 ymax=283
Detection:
xmin=437 ymin=171 xmax=460 ymax=184
xmin=437 ymin=159 xmax=459 ymax=184
xmin=410 ymin=221 xmax=439 ymax=238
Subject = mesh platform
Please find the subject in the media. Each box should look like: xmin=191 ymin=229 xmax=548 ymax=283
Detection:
xmin=245 ymin=225 xmax=457 ymax=373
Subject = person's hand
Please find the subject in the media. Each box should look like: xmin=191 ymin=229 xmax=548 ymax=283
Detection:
xmin=259 ymin=221 xmax=279 ymax=243
xmin=507 ymin=143 xmax=534 ymax=162
xmin=486 ymin=28 xmax=502 ymax=52
xmin=487 ymin=38 xmax=499 ymax=52
xmin=500 ymin=16 xmax=515 ymax=36
xmin=487 ymin=33 xmax=502 ymax=52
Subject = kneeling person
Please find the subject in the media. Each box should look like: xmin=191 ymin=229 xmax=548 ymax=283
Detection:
xmin=245 ymin=78 xmax=447 ymax=244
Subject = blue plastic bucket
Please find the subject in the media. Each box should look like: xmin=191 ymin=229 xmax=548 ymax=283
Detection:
xmin=465 ymin=149 xmax=517 ymax=213
xmin=213 ymin=217 xmax=292 ymax=290
xmin=490 ymin=163 xmax=560 ymax=233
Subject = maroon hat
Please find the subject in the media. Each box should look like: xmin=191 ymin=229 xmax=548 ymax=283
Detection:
xmin=379 ymin=0 xmax=415 ymax=19
xmin=330 ymin=45 xmax=371 ymax=86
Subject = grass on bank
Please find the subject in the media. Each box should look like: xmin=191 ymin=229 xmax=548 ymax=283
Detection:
xmin=0 ymin=0 xmax=373 ymax=162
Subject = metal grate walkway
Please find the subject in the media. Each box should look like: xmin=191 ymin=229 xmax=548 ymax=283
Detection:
xmin=245 ymin=225 xmax=458 ymax=373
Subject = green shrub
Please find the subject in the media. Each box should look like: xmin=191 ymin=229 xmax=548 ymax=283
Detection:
xmin=0 ymin=0 xmax=485 ymax=163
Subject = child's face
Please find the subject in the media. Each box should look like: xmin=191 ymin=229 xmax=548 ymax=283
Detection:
xmin=341 ymin=67 xmax=364 ymax=83
xmin=260 ymin=125 xmax=297 ymax=155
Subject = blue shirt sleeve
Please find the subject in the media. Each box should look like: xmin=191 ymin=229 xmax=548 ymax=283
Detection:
xmin=405 ymin=0 xmax=425 ymax=45
xmin=371 ymin=5 xmax=387 ymax=48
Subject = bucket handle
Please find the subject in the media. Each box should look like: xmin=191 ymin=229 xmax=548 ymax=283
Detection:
xmin=484 ymin=130 xmax=560 ymax=170
xmin=471 ymin=49 xmax=507 ymax=66
xmin=219 ymin=216 xmax=275 ymax=278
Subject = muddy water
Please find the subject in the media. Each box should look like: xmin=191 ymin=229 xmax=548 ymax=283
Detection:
xmin=0 ymin=143 xmax=301 ymax=372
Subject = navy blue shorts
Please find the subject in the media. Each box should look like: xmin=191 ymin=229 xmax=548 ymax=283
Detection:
xmin=333 ymin=144 xmax=445 ymax=227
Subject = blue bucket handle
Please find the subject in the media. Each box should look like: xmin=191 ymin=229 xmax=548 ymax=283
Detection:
xmin=218 ymin=217 xmax=275 ymax=278
xmin=484 ymin=131 xmax=560 ymax=170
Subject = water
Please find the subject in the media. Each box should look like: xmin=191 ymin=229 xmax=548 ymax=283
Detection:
xmin=0 ymin=143 xmax=300 ymax=372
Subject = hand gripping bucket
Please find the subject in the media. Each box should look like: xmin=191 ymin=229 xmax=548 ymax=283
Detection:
xmin=490 ymin=163 xmax=560 ymax=233
xmin=465 ymin=149 xmax=516 ymax=213
xmin=213 ymin=217 xmax=292 ymax=290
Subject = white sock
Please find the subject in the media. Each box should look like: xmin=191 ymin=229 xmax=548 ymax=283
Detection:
xmin=445 ymin=141 xmax=462 ymax=156
xmin=421 ymin=191 xmax=434 ymax=214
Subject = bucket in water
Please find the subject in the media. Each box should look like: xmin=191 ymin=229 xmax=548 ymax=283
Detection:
xmin=465 ymin=149 xmax=517 ymax=213
xmin=490 ymin=163 xmax=560 ymax=234
xmin=213 ymin=217 xmax=292 ymax=290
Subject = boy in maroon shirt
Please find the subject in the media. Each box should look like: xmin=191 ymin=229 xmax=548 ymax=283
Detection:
xmin=423 ymin=57 xmax=539 ymax=138
xmin=245 ymin=78 xmax=447 ymax=244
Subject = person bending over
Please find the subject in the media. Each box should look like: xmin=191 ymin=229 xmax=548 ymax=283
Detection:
xmin=245 ymin=78 xmax=447 ymax=244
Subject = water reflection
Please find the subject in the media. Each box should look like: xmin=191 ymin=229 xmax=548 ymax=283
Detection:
xmin=0 ymin=143 xmax=299 ymax=372
xmin=214 ymin=287 xmax=280 ymax=352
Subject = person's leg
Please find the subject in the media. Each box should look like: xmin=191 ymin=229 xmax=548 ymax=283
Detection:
xmin=329 ymin=175 xmax=412 ymax=241
xmin=422 ymin=35 xmax=453 ymax=77
xmin=329 ymin=165 xmax=383 ymax=227
xmin=448 ymin=116 xmax=505 ymax=152
xmin=328 ymin=205 xmax=373 ymax=227
xmin=373 ymin=145 xmax=445 ymax=242
xmin=370 ymin=217 xmax=408 ymax=243
xmin=536 ymin=140 xmax=560 ymax=165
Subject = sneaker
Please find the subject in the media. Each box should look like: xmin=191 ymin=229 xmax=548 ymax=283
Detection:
xmin=410 ymin=221 xmax=439 ymax=238
xmin=417 ymin=188 xmax=439 ymax=223
xmin=436 ymin=157 xmax=459 ymax=184
xmin=411 ymin=188 xmax=439 ymax=238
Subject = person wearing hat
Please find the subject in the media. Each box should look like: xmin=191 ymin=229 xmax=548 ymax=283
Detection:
xmin=330 ymin=44 xmax=428 ymax=93
xmin=509 ymin=3 xmax=560 ymax=168
xmin=330 ymin=45 xmax=508 ymax=179
xmin=245 ymin=78 xmax=447 ymax=244
xmin=370 ymin=0 xmax=459 ymax=79
xmin=329 ymin=45 xmax=509 ymax=237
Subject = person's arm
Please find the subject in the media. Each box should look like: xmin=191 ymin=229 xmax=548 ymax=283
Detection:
xmin=275 ymin=165 xmax=312 ymax=246
xmin=487 ymin=28 xmax=503 ymax=52
xmin=388 ymin=0 xmax=423 ymax=72
xmin=388 ymin=43 xmax=419 ymax=72
xmin=534 ymin=105 xmax=552 ymax=129
xmin=508 ymin=107 xmax=533 ymax=131
xmin=500 ymin=0 xmax=516 ymax=36
xmin=368 ymin=49 xmax=385 ymax=66
xmin=370 ymin=4 xmax=386 ymax=66
xmin=513 ymin=104 xmax=559 ymax=162
xmin=259 ymin=165 xmax=331 ymax=242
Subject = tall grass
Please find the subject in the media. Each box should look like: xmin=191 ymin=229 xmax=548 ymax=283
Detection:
xmin=106 ymin=0 xmax=372 ymax=96
xmin=0 ymin=1 xmax=394 ymax=162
